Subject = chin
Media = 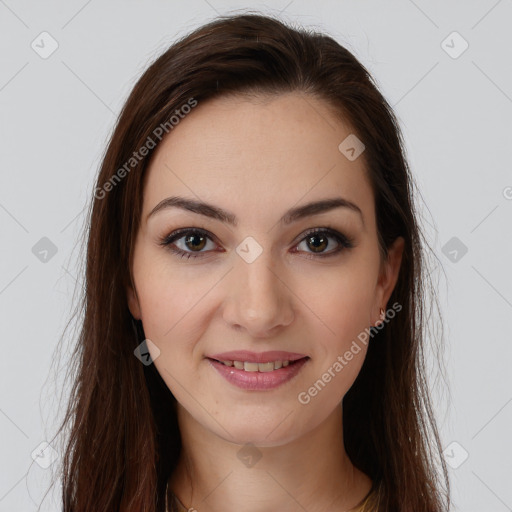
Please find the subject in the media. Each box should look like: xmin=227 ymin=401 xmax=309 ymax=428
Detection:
xmin=211 ymin=412 xmax=307 ymax=448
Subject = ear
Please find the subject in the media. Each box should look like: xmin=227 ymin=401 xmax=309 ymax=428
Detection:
xmin=127 ymin=283 xmax=142 ymax=320
xmin=372 ymin=236 xmax=405 ymax=324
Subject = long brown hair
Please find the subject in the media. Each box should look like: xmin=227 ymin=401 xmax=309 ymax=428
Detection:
xmin=48 ymin=11 xmax=450 ymax=511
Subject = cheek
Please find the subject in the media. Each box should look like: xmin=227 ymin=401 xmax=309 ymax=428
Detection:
xmin=302 ymin=264 xmax=377 ymax=344
xmin=135 ymin=267 xmax=208 ymax=398
xmin=132 ymin=257 xmax=219 ymax=401
xmin=136 ymin=279 xmax=176 ymax=340
xmin=133 ymin=248 xmax=208 ymax=339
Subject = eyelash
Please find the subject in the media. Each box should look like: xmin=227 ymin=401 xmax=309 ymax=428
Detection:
xmin=158 ymin=226 xmax=354 ymax=261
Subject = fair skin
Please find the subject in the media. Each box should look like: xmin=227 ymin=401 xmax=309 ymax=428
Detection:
xmin=127 ymin=92 xmax=404 ymax=512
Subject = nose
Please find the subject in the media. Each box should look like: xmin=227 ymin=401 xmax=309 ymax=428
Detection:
xmin=221 ymin=246 xmax=295 ymax=338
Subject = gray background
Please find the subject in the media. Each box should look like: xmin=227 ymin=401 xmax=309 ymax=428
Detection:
xmin=1 ymin=1 xmax=511 ymax=511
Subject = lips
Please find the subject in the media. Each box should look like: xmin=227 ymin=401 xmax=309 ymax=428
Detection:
xmin=206 ymin=352 xmax=310 ymax=391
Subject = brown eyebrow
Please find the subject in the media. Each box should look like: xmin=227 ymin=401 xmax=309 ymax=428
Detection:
xmin=147 ymin=196 xmax=364 ymax=227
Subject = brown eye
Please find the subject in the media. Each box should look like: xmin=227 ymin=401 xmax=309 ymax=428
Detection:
xmin=305 ymin=233 xmax=329 ymax=253
xmin=159 ymin=228 xmax=218 ymax=259
xmin=184 ymin=233 xmax=207 ymax=251
xmin=294 ymin=228 xmax=354 ymax=258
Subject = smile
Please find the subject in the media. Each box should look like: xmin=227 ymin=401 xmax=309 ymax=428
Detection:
xmin=217 ymin=359 xmax=291 ymax=371
xmin=207 ymin=356 xmax=310 ymax=390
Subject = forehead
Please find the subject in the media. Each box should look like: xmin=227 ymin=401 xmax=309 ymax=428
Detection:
xmin=143 ymin=92 xmax=374 ymax=227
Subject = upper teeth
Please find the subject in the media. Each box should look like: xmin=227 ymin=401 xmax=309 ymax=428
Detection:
xmin=221 ymin=360 xmax=290 ymax=371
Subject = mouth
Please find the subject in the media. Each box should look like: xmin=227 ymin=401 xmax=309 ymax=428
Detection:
xmin=206 ymin=355 xmax=310 ymax=391
xmin=207 ymin=357 xmax=309 ymax=372
xmin=206 ymin=350 xmax=310 ymax=390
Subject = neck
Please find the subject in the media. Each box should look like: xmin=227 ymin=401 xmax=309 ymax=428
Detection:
xmin=168 ymin=403 xmax=372 ymax=512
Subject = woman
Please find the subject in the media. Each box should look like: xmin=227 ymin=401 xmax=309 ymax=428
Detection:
xmin=53 ymin=12 xmax=450 ymax=512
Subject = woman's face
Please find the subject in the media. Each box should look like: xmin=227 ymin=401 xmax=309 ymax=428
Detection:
xmin=127 ymin=91 xmax=403 ymax=446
